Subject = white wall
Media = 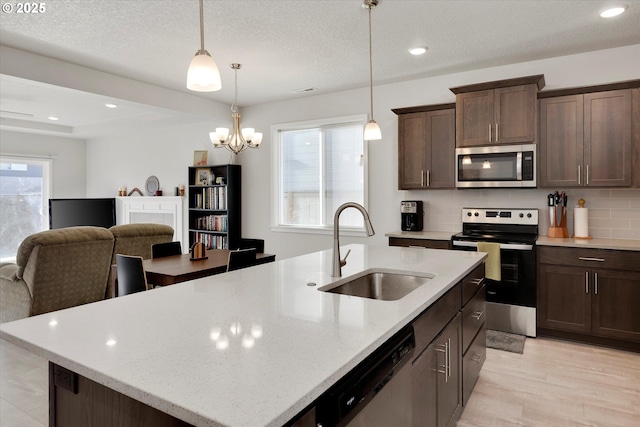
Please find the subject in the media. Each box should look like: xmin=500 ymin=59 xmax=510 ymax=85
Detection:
xmin=0 ymin=130 xmax=86 ymax=198
xmin=239 ymin=45 xmax=640 ymax=259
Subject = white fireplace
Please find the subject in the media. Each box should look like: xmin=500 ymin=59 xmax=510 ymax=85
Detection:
xmin=116 ymin=196 xmax=183 ymax=245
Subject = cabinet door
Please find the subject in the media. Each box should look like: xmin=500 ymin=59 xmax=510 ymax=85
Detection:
xmin=592 ymin=268 xmax=640 ymax=342
xmin=398 ymin=113 xmax=428 ymax=189
xmin=425 ymin=109 xmax=455 ymax=188
xmin=494 ymin=85 xmax=537 ymax=145
xmin=456 ymin=90 xmax=493 ymax=147
xmin=411 ymin=345 xmax=437 ymax=427
xmin=539 ymin=95 xmax=584 ymax=187
xmin=436 ymin=315 xmax=461 ymax=427
xmin=584 ymin=89 xmax=632 ymax=187
xmin=538 ymin=264 xmax=591 ymax=333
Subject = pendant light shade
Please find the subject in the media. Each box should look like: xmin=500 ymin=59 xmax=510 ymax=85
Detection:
xmin=364 ymin=120 xmax=382 ymax=140
xmin=363 ymin=0 xmax=381 ymax=141
xmin=187 ymin=0 xmax=221 ymax=92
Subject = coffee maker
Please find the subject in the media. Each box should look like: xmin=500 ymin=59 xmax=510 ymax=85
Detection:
xmin=401 ymin=201 xmax=423 ymax=231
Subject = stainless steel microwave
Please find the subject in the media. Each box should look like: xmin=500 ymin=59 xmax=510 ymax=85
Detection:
xmin=455 ymin=144 xmax=536 ymax=188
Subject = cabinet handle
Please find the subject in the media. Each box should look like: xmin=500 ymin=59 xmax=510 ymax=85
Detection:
xmin=447 ymin=338 xmax=451 ymax=379
xmin=585 ymin=271 xmax=589 ymax=294
xmin=470 ymin=277 xmax=485 ymax=287
xmin=578 ymin=165 xmax=581 ymax=185
xmin=495 ymin=123 xmax=499 ymax=142
xmin=472 ymin=353 xmax=484 ymax=364
xmin=595 ymin=272 xmax=598 ymax=295
xmin=426 ymin=170 xmax=431 ymax=187
xmin=578 ymin=257 xmax=605 ymax=262
xmin=586 ymin=165 xmax=589 ymax=185
xmin=488 ymin=124 xmax=492 ymax=142
xmin=472 ymin=311 xmax=484 ymax=321
xmin=421 ymin=170 xmax=425 ymax=187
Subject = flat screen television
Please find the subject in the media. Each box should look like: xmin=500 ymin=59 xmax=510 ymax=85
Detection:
xmin=49 ymin=198 xmax=116 ymax=230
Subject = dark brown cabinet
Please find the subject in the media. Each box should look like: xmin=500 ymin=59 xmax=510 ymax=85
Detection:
xmin=389 ymin=237 xmax=451 ymax=250
xmin=395 ymin=105 xmax=455 ymax=189
xmin=450 ymin=75 xmax=544 ymax=147
xmin=538 ymin=246 xmax=640 ymax=350
xmin=539 ymin=89 xmax=633 ymax=187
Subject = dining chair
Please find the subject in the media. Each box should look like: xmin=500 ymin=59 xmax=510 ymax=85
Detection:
xmin=227 ymin=248 xmax=257 ymax=272
xmin=115 ymin=254 xmax=149 ymax=296
xmin=237 ymin=238 xmax=265 ymax=253
xmin=151 ymin=241 xmax=182 ymax=259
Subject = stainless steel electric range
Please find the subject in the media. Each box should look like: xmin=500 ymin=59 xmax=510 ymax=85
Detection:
xmin=451 ymin=208 xmax=538 ymax=337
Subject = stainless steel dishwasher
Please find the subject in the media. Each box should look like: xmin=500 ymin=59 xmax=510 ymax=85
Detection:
xmin=315 ymin=327 xmax=415 ymax=427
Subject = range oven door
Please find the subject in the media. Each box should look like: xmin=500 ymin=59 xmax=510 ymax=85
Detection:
xmin=455 ymin=144 xmax=536 ymax=188
xmin=450 ymin=240 xmax=536 ymax=308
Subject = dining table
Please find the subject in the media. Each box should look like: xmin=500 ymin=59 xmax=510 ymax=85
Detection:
xmin=138 ymin=249 xmax=275 ymax=287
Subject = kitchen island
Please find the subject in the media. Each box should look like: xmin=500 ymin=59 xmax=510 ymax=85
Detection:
xmin=0 ymin=244 xmax=485 ymax=427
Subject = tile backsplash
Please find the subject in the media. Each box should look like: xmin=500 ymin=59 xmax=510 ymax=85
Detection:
xmin=416 ymin=188 xmax=640 ymax=240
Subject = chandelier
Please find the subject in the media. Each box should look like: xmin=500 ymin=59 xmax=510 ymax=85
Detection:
xmin=186 ymin=0 xmax=221 ymax=92
xmin=210 ymin=64 xmax=262 ymax=154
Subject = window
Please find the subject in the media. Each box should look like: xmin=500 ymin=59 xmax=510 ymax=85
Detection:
xmin=0 ymin=157 xmax=51 ymax=261
xmin=272 ymin=115 xmax=368 ymax=233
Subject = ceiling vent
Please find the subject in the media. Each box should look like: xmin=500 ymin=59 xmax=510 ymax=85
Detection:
xmin=292 ymin=87 xmax=318 ymax=94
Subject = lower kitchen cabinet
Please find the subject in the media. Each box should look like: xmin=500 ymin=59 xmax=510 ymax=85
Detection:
xmin=412 ymin=314 xmax=462 ymax=427
xmin=538 ymin=246 xmax=640 ymax=351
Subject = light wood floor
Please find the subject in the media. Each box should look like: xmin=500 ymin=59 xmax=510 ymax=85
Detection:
xmin=1 ymin=336 xmax=639 ymax=426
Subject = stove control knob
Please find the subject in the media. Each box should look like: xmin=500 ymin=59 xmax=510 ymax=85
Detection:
xmin=467 ymin=212 xmax=472 ymax=217
xmin=527 ymin=213 xmax=532 ymax=218
xmin=474 ymin=212 xmax=479 ymax=217
xmin=519 ymin=213 xmax=524 ymax=218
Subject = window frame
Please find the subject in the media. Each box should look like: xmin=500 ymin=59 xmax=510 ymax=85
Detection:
xmin=270 ymin=114 xmax=369 ymax=236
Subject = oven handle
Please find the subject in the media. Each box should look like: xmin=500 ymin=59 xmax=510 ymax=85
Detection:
xmin=451 ymin=240 xmax=533 ymax=251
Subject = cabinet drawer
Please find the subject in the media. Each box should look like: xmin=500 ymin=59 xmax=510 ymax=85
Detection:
xmin=462 ymin=263 xmax=486 ymax=306
xmin=388 ymin=237 xmax=451 ymax=250
xmin=412 ymin=283 xmax=461 ymax=356
xmin=462 ymin=286 xmax=486 ymax=353
xmin=538 ymin=247 xmax=640 ymax=272
xmin=462 ymin=327 xmax=486 ymax=407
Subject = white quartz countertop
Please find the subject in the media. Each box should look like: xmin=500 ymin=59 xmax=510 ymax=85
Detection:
xmin=0 ymin=244 xmax=485 ymax=427
xmin=537 ymin=236 xmax=640 ymax=251
xmin=385 ymin=230 xmax=455 ymax=241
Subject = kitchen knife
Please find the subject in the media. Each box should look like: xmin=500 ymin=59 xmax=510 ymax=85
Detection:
xmin=548 ymin=194 xmax=555 ymax=227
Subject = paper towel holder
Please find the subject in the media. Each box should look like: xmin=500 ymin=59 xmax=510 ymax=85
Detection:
xmin=573 ymin=198 xmax=592 ymax=240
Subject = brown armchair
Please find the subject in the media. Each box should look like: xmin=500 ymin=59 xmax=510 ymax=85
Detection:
xmin=0 ymin=226 xmax=115 ymax=323
xmin=106 ymin=224 xmax=174 ymax=298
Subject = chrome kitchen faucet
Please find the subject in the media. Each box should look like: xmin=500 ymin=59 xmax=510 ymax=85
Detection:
xmin=332 ymin=202 xmax=375 ymax=277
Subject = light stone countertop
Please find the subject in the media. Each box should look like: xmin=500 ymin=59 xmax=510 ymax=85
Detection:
xmin=536 ymin=236 xmax=640 ymax=251
xmin=0 ymin=244 xmax=485 ymax=427
xmin=385 ymin=230 xmax=456 ymax=241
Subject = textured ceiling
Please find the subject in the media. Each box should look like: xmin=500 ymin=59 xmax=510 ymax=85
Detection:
xmin=0 ymin=0 xmax=639 ymax=135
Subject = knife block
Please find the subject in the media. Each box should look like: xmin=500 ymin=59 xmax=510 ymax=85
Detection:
xmin=548 ymin=208 xmax=569 ymax=238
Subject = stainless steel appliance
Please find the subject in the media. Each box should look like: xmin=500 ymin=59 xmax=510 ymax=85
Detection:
xmin=451 ymin=208 xmax=538 ymax=337
xmin=315 ymin=327 xmax=415 ymax=426
xmin=455 ymin=144 xmax=536 ymax=188
xmin=401 ymin=201 xmax=423 ymax=231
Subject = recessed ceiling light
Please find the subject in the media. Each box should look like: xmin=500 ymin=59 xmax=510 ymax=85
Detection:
xmin=48 ymin=116 xmax=59 ymax=121
xmin=600 ymin=5 xmax=627 ymax=17
xmin=409 ymin=47 xmax=428 ymax=56
xmin=105 ymin=103 xmax=118 ymax=108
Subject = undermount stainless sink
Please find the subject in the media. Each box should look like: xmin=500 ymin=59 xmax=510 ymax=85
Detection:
xmin=319 ymin=272 xmax=433 ymax=301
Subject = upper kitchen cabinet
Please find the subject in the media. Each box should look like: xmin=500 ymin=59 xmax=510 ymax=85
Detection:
xmin=450 ymin=75 xmax=545 ymax=147
xmin=393 ymin=104 xmax=455 ymax=190
xmin=539 ymin=81 xmax=639 ymax=188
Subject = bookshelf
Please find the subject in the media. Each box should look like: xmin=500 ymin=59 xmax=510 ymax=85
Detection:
xmin=188 ymin=164 xmax=241 ymax=250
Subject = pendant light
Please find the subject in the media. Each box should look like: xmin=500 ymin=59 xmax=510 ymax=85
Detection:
xmin=210 ymin=64 xmax=262 ymax=155
xmin=363 ymin=0 xmax=382 ymax=140
xmin=187 ymin=0 xmax=221 ymax=92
